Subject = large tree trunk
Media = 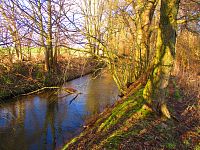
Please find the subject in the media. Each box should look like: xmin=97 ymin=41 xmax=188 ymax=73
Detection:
xmin=143 ymin=0 xmax=180 ymax=118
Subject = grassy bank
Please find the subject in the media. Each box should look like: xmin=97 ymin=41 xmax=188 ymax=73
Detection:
xmin=63 ymin=78 xmax=199 ymax=150
xmin=0 ymin=57 xmax=103 ymax=101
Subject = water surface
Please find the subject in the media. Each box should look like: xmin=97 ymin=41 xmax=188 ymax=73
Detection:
xmin=0 ymin=71 xmax=118 ymax=150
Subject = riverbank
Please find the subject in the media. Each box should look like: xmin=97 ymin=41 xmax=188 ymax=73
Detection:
xmin=0 ymin=57 xmax=103 ymax=101
xmin=0 ymin=68 xmax=118 ymax=150
xmin=63 ymin=78 xmax=199 ymax=149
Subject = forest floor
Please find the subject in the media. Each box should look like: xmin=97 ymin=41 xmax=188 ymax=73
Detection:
xmin=0 ymin=57 xmax=102 ymax=101
xmin=63 ymin=68 xmax=200 ymax=149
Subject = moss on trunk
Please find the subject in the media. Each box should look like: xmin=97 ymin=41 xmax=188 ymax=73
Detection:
xmin=143 ymin=0 xmax=180 ymax=118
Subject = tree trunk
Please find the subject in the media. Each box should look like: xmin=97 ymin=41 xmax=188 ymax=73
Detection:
xmin=134 ymin=0 xmax=157 ymax=78
xmin=37 ymin=0 xmax=48 ymax=71
xmin=143 ymin=0 xmax=180 ymax=118
xmin=46 ymin=0 xmax=53 ymax=72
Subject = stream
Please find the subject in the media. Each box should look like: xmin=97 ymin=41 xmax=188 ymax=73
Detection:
xmin=0 ymin=71 xmax=119 ymax=150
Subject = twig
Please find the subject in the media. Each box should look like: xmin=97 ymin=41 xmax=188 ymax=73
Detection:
xmin=69 ymin=93 xmax=81 ymax=105
xmin=21 ymin=86 xmax=76 ymax=96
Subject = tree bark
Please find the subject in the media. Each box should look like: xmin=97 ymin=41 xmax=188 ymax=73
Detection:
xmin=134 ymin=0 xmax=157 ymax=78
xmin=46 ymin=0 xmax=53 ymax=72
xmin=143 ymin=0 xmax=180 ymax=118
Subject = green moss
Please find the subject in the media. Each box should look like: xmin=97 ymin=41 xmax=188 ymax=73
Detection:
xmin=97 ymin=100 xmax=135 ymax=132
xmin=103 ymin=128 xmax=139 ymax=149
xmin=2 ymin=75 xmax=12 ymax=84
xmin=62 ymin=133 xmax=84 ymax=150
xmin=98 ymin=89 xmax=144 ymax=132
xmin=172 ymin=80 xmax=182 ymax=100
xmin=183 ymin=139 xmax=190 ymax=146
xmin=104 ymin=134 xmax=123 ymax=149
xmin=36 ymin=71 xmax=43 ymax=80
xmin=63 ymin=89 xmax=152 ymax=149
xmin=195 ymin=144 xmax=200 ymax=150
xmin=197 ymin=128 xmax=200 ymax=134
xmin=174 ymin=89 xmax=181 ymax=100
xmin=165 ymin=142 xmax=176 ymax=149
xmin=101 ymin=105 xmax=151 ymax=149
xmin=143 ymin=80 xmax=153 ymax=102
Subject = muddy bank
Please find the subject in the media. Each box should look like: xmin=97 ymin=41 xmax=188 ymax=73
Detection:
xmin=0 ymin=57 xmax=104 ymax=101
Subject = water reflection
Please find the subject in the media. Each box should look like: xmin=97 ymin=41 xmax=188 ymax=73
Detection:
xmin=0 ymin=71 xmax=118 ymax=150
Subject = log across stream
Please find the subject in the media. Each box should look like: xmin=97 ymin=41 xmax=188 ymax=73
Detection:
xmin=0 ymin=71 xmax=119 ymax=150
